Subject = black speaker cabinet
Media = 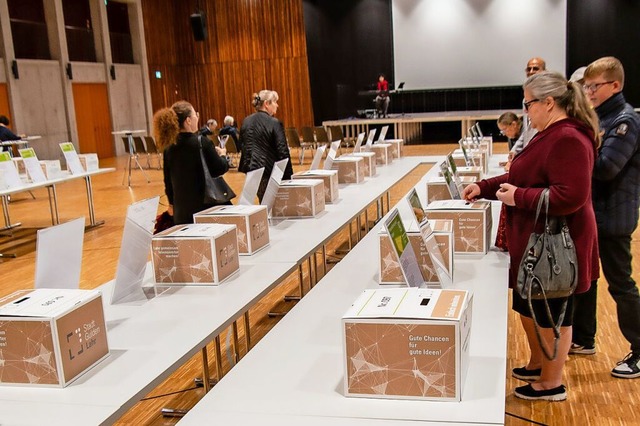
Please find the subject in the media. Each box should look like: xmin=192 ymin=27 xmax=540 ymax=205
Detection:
xmin=190 ymin=12 xmax=207 ymax=41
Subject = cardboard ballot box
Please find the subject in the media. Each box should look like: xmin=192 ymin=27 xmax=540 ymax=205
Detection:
xmin=152 ymin=223 xmax=239 ymax=285
xmin=78 ymin=153 xmax=99 ymax=172
xmin=426 ymin=176 xmax=477 ymax=204
xmin=439 ymin=166 xmax=483 ymax=181
xmin=424 ymin=200 xmax=492 ymax=255
xmin=343 ymin=152 xmax=377 ymax=177
xmin=0 ymin=289 xmax=109 ymax=387
xmin=272 ymin=179 xmax=325 ymax=218
xmin=379 ymin=219 xmax=454 ymax=285
xmin=194 ymin=205 xmax=269 ymax=255
xmin=292 ymin=170 xmax=339 ymax=203
xmin=385 ymin=139 xmax=403 ymax=158
xmin=40 ymin=160 xmax=63 ymax=180
xmin=452 ymin=149 xmax=488 ymax=174
xmin=370 ymin=143 xmax=392 ymax=165
xmin=343 ymin=288 xmax=472 ymax=401
xmin=332 ymin=156 xmax=365 ymax=184
xmin=12 ymin=157 xmax=25 ymax=175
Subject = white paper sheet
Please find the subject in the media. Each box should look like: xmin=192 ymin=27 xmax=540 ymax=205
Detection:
xmin=309 ymin=144 xmax=327 ymax=171
xmin=238 ymin=167 xmax=264 ymax=205
xmin=59 ymin=142 xmax=85 ymax=174
xmin=35 ymin=217 xmax=86 ymax=289
xmin=260 ymin=159 xmax=289 ymax=216
xmin=18 ymin=148 xmax=46 ymax=183
xmin=0 ymin=152 xmax=23 ymax=189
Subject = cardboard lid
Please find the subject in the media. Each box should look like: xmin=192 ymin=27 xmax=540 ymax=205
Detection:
xmin=197 ymin=205 xmax=266 ymax=216
xmin=0 ymin=289 xmax=101 ymax=318
xmin=333 ymin=156 xmax=363 ymax=163
xmin=343 ymin=288 xmax=469 ymax=321
xmin=280 ymin=179 xmax=324 ymax=187
xmin=429 ymin=219 xmax=454 ymax=232
xmin=295 ymin=170 xmax=337 ymax=177
xmin=426 ymin=200 xmax=489 ymax=210
xmin=154 ymin=223 xmax=236 ymax=238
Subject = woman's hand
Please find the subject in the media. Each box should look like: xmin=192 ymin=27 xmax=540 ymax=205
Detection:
xmin=496 ymin=183 xmax=517 ymax=206
xmin=167 ymin=204 xmax=174 ymax=216
xmin=461 ymin=183 xmax=481 ymax=202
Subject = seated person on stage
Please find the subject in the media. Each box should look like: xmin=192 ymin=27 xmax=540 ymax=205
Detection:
xmin=375 ymin=73 xmax=390 ymax=118
xmin=219 ymin=115 xmax=241 ymax=150
xmin=0 ymin=115 xmax=21 ymax=152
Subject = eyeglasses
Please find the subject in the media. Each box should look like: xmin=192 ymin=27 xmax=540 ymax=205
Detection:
xmin=582 ymin=81 xmax=614 ymax=93
xmin=525 ymin=66 xmax=540 ymax=73
xmin=522 ymin=98 xmax=540 ymax=112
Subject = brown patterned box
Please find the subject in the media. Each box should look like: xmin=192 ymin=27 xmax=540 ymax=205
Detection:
xmin=12 ymin=157 xmax=25 ymax=175
xmin=272 ymin=179 xmax=325 ymax=218
xmin=343 ymin=288 xmax=472 ymax=401
xmin=452 ymin=149 xmax=488 ymax=173
xmin=439 ymin=166 xmax=483 ymax=181
xmin=0 ymin=289 xmax=109 ymax=387
xmin=426 ymin=176 xmax=477 ymax=204
xmin=39 ymin=160 xmax=63 ymax=180
xmin=385 ymin=139 xmax=403 ymax=158
xmin=370 ymin=143 xmax=392 ymax=165
xmin=194 ymin=205 xmax=269 ymax=255
xmin=292 ymin=170 xmax=339 ymax=203
xmin=379 ymin=219 xmax=453 ymax=285
xmin=152 ymin=223 xmax=239 ymax=285
xmin=341 ymin=152 xmax=377 ymax=177
xmin=332 ymin=156 xmax=365 ymax=184
xmin=424 ymin=200 xmax=492 ymax=255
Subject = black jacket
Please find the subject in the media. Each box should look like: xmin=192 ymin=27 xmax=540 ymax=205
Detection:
xmin=163 ymin=132 xmax=229 ymax=224
xmin=238 ymin=111 xmax=293 ymax=199
xmin=593 ymin=92 xmax=640 ymax=236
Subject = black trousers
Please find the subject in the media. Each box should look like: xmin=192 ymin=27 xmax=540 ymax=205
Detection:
xmin=573 ymin=234 xmax=640 ymax=353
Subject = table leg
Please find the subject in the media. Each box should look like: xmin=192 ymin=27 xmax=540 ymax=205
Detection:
xmin=84 ymin=176 xmax=105 ymax=228
xmin=0 ymin=194 xmax=21 ymax=232
xmin=244 ymin=311 xmax=251 ymax=351
xmin=215 ymin=335 xmax=224 ymax=381
xmin=232 ymin=321 xmax=240 ymax=362
xmin=46 ymin=185 xmax=60 ymax=225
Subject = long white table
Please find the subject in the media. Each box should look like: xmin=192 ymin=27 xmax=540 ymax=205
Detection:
xmin=177 ymin=157 xmax=510 ymax=425
xmin=0 ymin=157 xmax=439 ymax=425
xmin=0 ymin=168 xmax=115 ymax=231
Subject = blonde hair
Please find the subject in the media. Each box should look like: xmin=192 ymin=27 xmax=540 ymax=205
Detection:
xmin=584 ymin=56 xmax=625 ymax=89
xmin=252 ymin=90 xmax=279 ymax=110
xmin=524 ymin=71 xmax=600 ymax=148
xmin=223 ymin=115 xmax=234 ymax=126
xmin=497 ymin=112 xmax=521 ymax=126
xmin=153 ymin=100 xmax=193 ymax=150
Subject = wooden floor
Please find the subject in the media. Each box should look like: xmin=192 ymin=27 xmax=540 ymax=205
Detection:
xmin=1 ymin=143 xmax=638 ymax=425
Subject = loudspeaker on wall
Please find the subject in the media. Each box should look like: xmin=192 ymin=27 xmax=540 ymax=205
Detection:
xmin=190 ymin=12 xmax=207 ymax=41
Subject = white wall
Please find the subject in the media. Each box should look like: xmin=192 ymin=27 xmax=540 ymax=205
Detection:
xmin=392 ymin=0 xmax=567 ymax=89
xmin=109 ymin=64 xmax=148 ymax=156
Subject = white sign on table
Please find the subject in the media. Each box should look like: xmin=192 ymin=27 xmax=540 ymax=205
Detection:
xmin=34 ymin=217 xmax=86 ymax=289
xmin=111 ymin=196 xmax=159 ymax=304
xmin=60 ymin=142 xmax=85 ymax=174
xmin=260 ymin=159 xmax=289 ymax=215
xmin=309 ymin=144 xmax=326 ymax=171
xmin=323 ymin=141 xmax=341 ymax=170
xmin=0 ymin=152 xmax=23 ymax=189
xmin=238 ymin=167 xmax=264 ymax=206
xmin=18 ymin=147 xmax=47 ymax=183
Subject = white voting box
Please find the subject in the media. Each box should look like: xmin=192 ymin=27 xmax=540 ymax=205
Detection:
xmin=39 ymin=160 xmax=64 ymax=180
xmin=343 ymin=288 xmax=472 ymax=401
xmin=78 ymin=154 xmax=99 ymax=172
xmin=0 ymin=289 xmax=109 ymax=388
xmin=151 ymin=223 xmax=239 ymax=285
xmin=424 ymin=200 xmax=492 ymax=255
xmin=194 ymin=205 xmax=269 ymax=255
xmin=426 ymin=176 xmax=477 ymax=204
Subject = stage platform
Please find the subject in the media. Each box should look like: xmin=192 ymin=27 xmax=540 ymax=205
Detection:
xmin=323 ymin=109 xmax=505 ymax=143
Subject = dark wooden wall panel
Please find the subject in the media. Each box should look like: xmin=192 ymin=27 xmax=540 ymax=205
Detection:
xmin=141 ymin=0 xmax=313 ymax=130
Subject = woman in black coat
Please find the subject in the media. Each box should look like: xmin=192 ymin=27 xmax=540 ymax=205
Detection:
xmin=153 ymin=100 xmax=230 ymax=225
xmin=238 ymin=90 xmax=293 ymax=202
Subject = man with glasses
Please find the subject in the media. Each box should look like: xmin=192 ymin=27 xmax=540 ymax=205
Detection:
xmin=507 ymin=57 xmax=546 ymax=162
xmin=572 ymin=57 xmax=640 ymax=380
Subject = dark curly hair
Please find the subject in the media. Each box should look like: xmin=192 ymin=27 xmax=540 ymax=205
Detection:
xmin=152 ymin=101 xmax=193 ymax=150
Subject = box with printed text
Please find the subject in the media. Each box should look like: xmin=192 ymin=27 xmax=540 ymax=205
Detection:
xmin=272 ymin=179 xmax=325 ymax=218
xmin=292 ymin=170 xmax=339 ymax=203
xmin=370 ymin=143 xmax=392 ymax=165
xmin=426 ymin=176 xmax=477 ymax=204
xmin=332 ymin=156 xmax=365 ymax=184
xmin=0 ymin=289 xmax=109 ymax=387
xmin=424 ymin=200 xmax=492 ymax=255
xmin=151 ymin=223 xmax=239 ymax=285
xmin=343 ymin=288 xmax=472 ymax=401
xmin=342 ymin=152 xmax=377 ymax=177
xmin=194 ymin=205 xmax=269 ymax=255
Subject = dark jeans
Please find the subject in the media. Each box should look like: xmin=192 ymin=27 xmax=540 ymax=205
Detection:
xmin=573 ymin=234 xmax=640 ymax=353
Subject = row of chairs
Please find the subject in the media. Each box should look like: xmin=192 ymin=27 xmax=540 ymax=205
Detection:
xmin=285 ymin=126 xmax=354 ymax=165
xmin=121 ymin=136 xmax=163 ymax=170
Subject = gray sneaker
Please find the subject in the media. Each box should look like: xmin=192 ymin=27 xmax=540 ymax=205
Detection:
xmin=611 ymin=352 xmax=640 ymax=379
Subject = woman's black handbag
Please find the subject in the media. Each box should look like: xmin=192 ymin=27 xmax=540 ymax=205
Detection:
xmin=516 ymin=189 xmax=578 ymax=360
xmin=199 ymin=137 xmax=236 ymax=204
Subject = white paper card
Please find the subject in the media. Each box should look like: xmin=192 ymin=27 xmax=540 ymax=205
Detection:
xmin=0 ymin=152 xmax=23 ymax=189
xmin=310 ymin=144 xmax=326 ymax=171
xmin=260 ymin=158 xmax=289 ymax=215
xmin=323 ymin=141 xmax=341 ymax=170
xmin=35 ymin=217 xmax=86 ymax=289
xmin=111 ymin=196 xmax=159 ymax=304
xmin=352 ymin=132 xmax=365 ymax=153
xmin=364 ymin=129 xmax=377 ymax=152
xmin=218 ymin=135 xmax=229 ymax=148
xmin=238 ymin=167 xmax=264 ymax=205
xmin=377 ymin=125 xmax=389 ymax=142
xmin=60 ymin=142 xmax=85 ymax=174
xmin=18 ymin=147 xmax=46 ymax=183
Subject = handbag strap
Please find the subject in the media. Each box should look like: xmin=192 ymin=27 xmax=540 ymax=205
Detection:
xmin=532 ymin=188 xmax=550 ymax=230
xmin=198 ymin=135 xmax=214 ymax=180
xmin=526 ymin=276 xmax=568 ymax=360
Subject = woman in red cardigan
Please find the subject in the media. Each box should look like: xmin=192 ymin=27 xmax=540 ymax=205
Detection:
xmin=463 ymin=71 xmax=600 ymax=401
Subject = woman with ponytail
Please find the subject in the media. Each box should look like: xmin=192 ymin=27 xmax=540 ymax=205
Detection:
xmin=462 ymin=71 xmax=599 ymax=401
xmin=153 ymin=100 xmax=229 ymax=225
xmin=238 ymin=90 xmax=293 ymax=202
